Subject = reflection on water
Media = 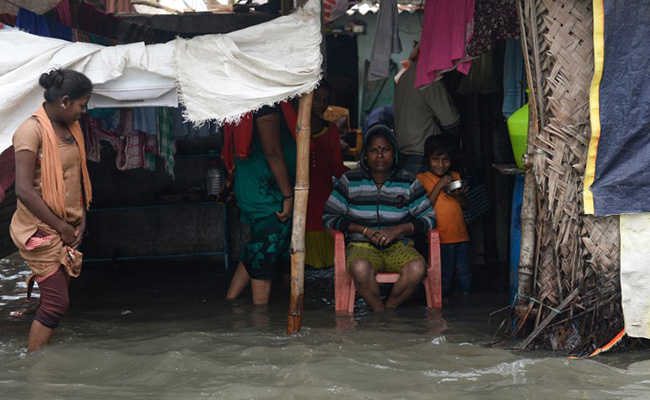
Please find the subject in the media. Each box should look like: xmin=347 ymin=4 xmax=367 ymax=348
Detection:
xmin=1 ymin=255 xmax=650 ymax=400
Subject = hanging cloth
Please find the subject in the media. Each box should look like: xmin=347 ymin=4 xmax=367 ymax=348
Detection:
xmin=157 ymin=107 xmax=175 ymax=179
xmin=16 ymin=7 xmax=51 ymax=37
xmin=466 ymin=0 xmax=520 ymax=57
xmin=221 ymin=102 xmax=297 ymax=178
xmin=105 ymin=0 xmax=135 ymax=13
xmin=502 ymin=39 xmax=526 ymax=118
xmin=53 ymin=0 xmax=71 ymax=26
xmin=367 ymin=0 xmax=402 ymax=81
xmin=16 ymin=8 xmax=72 ymax=40
xmin=77 ymin=1 xmax=119 ymax=39
xmin=415 ymin=0 xmax=475 ymax=88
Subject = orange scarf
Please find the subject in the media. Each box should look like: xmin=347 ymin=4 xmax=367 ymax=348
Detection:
xmin=32 ymin=105 xmax=92 ymax=219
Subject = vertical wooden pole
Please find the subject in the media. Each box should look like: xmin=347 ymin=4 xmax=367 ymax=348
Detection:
xmin=287 ymin=92 xmax=314 ymax=334
xmin=516 ymin=0 xmax=540 ymax=301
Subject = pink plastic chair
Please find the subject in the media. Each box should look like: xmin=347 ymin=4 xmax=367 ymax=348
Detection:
xmin=328 ymin=229 xmax=443 ymax=314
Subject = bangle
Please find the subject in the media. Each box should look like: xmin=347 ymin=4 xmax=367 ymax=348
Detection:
xmin=362 ymin=227 xmax=369 ymax=237
xmin=409 ymin=223 xmax=415 ymax=235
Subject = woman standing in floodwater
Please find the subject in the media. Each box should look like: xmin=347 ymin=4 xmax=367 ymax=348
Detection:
xmin=225 ymin=104 xmax=296 ymax=305
xmin=10 ymin=69 xmax=93 ymax=351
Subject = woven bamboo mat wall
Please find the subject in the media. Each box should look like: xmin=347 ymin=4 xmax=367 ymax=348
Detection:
xmin=516 ymin=0 xmax=622 ymax=353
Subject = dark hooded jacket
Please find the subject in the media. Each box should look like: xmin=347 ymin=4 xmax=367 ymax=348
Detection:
xmin=322 ymin=128 xmax=436 ymax=242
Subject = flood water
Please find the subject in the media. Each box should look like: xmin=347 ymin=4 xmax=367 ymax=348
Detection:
xmin=2 ymin=254 xmax=650 ymax=400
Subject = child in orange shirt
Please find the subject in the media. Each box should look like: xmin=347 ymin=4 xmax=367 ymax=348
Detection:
xmin=416 ymin=135 xmax=470 ymax=300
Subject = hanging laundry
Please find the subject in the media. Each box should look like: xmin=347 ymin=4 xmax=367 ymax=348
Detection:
xmin=16 ymin=8 xmax=50 ymax=37
xmin=172 ymin=107 xmax=213 ymax=139
xmin=133 ymin=108 xmax=158 ymax=137
xmin=157 ymin=107 xmax=176 ymax=179
xmin=0 ymin=14 xmax=17 ymax=26
xmin=17 ymin=7 xmax=71 ymax=41
xmin=115 ymin=131 xmax=145 ymax=170
xmin=53 ymin=0 xmax=72 ymax=26
xmin=104 ymin=0 xmax=135 ymax=13
xmin=466 ymin=0 xmax=520 ymax=57
xmin=82 ymin=111 xmax=146 ymax=171
xmin=77 ymin=1 xmax=119 ymax=39
xmin=47 ymin=17 xmax=72 ymax=41
xmin=72 ymin=28 xmax=117 ymax=46
xmin=367 ymin=0 xmax=401 ymax=81
xmin=502 ymin=39 xmax=526 ymax=118
xmin=143 ymin=135 xmax=158 ymax=171
xmin=82 ymin=115 xmax=103 ymax=163
xmin=415 ymin=0 xmax=475 ymax=88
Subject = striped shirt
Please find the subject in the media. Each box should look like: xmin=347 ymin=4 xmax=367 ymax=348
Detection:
xmin=323 ymin=168 xmax=436 ymax=242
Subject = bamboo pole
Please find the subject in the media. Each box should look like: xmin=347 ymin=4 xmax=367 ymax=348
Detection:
xmin=287 ymin=92 xmax=314 ymax=334
xmin=516 ymin=0 xmax=540 ymax=301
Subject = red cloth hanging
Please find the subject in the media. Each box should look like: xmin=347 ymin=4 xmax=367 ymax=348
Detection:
xmin=221 ymin=102 xmax=298 ymax=177
xmin=53 ymin=0 xmax=71 ymax=26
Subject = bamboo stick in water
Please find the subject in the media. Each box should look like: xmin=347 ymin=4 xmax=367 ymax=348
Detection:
xmin=516 ymin=0 xmax=540 ymax=302
xmin=287 ymin=92 xmax=313 ymax=334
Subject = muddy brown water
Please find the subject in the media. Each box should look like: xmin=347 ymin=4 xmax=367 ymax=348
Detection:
xmin=1 ymin=255 xmax=650 ymax=400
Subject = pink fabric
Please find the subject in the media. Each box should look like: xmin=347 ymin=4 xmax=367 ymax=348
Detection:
xmin=26 ymin=231 xmax=58 ymax=284
xmin=25 ymin=230 xmax=56 ymax=251
xmin=53 ymin=0 xmax=72 ymax=26
xmin=25 ymin=234 xmax=56 ymax=251
xmin=35 ymin=266 xmax=60 ymax=283
xmin=415 ymin=0 xmax=475 ymax=88
xmin=104 ymin=0 xmax=134 ymax=13
xmin=0 ymin=146 xmax=15 ymax=204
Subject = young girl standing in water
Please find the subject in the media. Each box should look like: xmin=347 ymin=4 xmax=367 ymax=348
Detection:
xmin=11 ymin=69 xmax=93 ymax=351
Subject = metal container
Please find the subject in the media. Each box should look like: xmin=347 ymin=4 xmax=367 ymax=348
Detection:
xmin=443 ymin=179 xmax=468 ymax=194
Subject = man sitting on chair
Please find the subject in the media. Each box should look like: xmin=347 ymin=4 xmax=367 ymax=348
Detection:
xmin=322 ymin=126 xmax=436 ymax=311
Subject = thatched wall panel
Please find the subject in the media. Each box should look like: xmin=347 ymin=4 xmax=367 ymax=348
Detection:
xmin=516 ymin=0 xmax=622 ymax=353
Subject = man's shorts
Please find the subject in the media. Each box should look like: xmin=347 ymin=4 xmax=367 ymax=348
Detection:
xmin=345 ymin=239 xmax=424 ymax=273
xmin=241 ymin=215 xmax=291 ymax=280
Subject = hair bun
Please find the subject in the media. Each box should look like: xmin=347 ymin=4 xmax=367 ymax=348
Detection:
xmin=39 ymin=69 xmax=65 ymax=90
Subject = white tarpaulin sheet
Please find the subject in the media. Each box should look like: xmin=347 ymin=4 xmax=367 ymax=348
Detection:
xmin=0 ymin=0 xmax=321 ymax=153
xmin=88 ymin=68 xmax=179 ymax=109
xmin=620 ymin=213 xmax=650 ymax=338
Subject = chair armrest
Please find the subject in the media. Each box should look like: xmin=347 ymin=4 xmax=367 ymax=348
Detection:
xmin=326 ymin=228 xmax=347 ymax=273
xmin=427 ymin=228 xmax=442 ymax=309
xmin=428 ymin=229 xmax=440 ymax=248
xmin=326 ymin=228 xmax=345 ymax=242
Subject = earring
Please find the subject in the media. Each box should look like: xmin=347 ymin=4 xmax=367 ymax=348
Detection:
xmin=61 ymin=103 xmax=66 ymax=109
